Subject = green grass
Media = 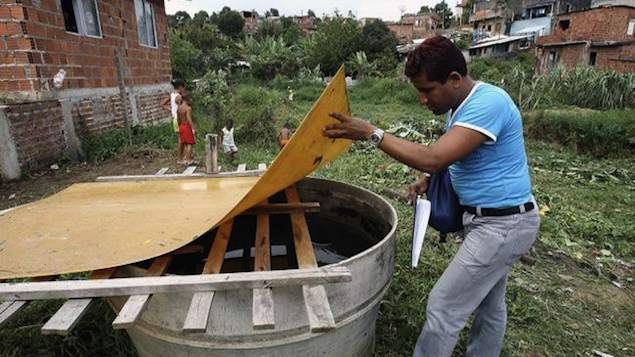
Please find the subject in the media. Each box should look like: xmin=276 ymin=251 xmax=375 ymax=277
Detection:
xmin=2 ymin=78 xmax=632 ymax=357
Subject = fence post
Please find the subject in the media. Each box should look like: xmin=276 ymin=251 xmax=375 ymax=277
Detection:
xmin=206 ymin=134 xmax=219 ymax=174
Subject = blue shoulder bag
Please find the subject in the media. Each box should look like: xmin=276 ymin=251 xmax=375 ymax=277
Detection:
xmin=426 ymin=168 xmax=464 ymax=234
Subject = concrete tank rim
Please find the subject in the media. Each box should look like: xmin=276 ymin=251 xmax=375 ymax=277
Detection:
xmin=302 ymin=176 xmax=399 ymax=269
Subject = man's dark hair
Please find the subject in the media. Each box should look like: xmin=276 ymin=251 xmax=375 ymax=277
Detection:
xmin=171 ymin=79 xmax=186 ymax=89
xmin=405 ymin=36 xmax=467 ymax=83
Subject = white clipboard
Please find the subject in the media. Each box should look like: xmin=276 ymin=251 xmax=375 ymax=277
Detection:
xmin=411 ymin=196 xmax=431 ymax=268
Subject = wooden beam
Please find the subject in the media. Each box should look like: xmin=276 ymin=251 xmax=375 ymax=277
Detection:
xmin=253 ymin=200 xmax=275 ymax=330
xmin=183 ymin=221 xmax=233 ymax=333
xmin=155 ymin=167 xmax=169 ymax=175
xmin=0 ymin=267 xmax=352 ymax=301
xmin=112 ymin=256 xmax=173 ymax=330
xmin=182 ymin=166 xmax=197 ymax=175
xmin=0 ymin=275 xmax=56 ymax=327
xmin=242 ymin=202 xmax=320 ymax=216
xmin=41 ymin=268 xmax=116 ymax=335
xmin=285 ymin=186 xmax=336 ymax=332
xmin=95 ymin=169 xmax=264 ymax=182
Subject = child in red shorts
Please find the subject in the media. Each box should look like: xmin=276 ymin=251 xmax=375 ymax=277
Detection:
xmin=176 ymin=94 xmax=196 ymax=165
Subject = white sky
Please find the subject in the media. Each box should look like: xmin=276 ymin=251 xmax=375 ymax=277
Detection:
xmin=164 ymin=0 xmax=457 ymax=22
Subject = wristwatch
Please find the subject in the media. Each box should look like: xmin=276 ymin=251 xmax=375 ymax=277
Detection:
xmin=368 ymin=128 xmax=385 ymax=148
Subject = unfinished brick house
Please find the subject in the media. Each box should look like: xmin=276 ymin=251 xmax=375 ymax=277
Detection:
xmin=535 ymin=5 xmax=635 ymax=73
xmin=0 ymin=0 xmax=172 ymax=180
xmin=387 ymin=13 xmax=439 ymax=43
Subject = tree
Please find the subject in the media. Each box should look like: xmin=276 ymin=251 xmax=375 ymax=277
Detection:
xmin=217 ymin=9 xmax=245 ymax=37
xmin=270 ymin=8 xmax=279 ymax=17
xmin=168 ymin=31 xmax=204 ymax=82
xmin=346 ymin=51 xmax=376 ymax=80
xmin=307 ymin=9 xmax=316 ymax=18
xmin=434 ymin=1 xmax=453 ymax=29
xmin=361 ymin=19 xmax=398 ymax=62
xmin=302 ymin=17 xmax=363 ymax=75
xmin=192 ymin=10 xmax=209 ymax=26
xmin=169 ymin=11 xmax=191 ymax=28
xmin=418 ymin=5 xmax=432 ymax=14
xmin=281 ymin=17 xmax=303 ymax=45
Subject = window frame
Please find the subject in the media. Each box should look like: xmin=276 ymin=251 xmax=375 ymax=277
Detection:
xmin=63 ymin=0 xmax=103 ymax=39
xmin=628 ymin=19 xmax=635 ymax=36
xmin=135 ymin=0 xmax=159 ymax=48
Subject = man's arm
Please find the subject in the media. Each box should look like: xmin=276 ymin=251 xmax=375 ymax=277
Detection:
xmin=324 ymin=113 xmax=488 ymax=173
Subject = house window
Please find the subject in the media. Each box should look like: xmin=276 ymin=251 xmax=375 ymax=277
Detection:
xmin=61 ymin=0 xmax=102 ymax=37
xmin=628 ymin=19 xmax=635 ymax=36
xmin=487 ymin=24 xmax=492 ymax=31
xmin=135 ymin=0 xmax=157 ymax=47
xmin=548 ymin=50 xmax=559 ymax=67
xmin=559 ymin=20 xmax=570 ymax=31
xmin=589 ymin=52 xmax=597 ymax=66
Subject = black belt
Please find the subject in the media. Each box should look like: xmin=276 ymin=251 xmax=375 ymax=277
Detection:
xmin=463 ymin=202 xmax=534 ymax=217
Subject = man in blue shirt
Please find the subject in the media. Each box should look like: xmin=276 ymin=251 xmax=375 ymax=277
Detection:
xmin=324 ymin=36 xmax=540 ymax=356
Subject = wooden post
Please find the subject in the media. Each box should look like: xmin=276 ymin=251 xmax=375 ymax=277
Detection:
xmin=206 ymin=134 xmax=219 ymax=174
xmin=114 ymin=48 xmax=132 ymax=145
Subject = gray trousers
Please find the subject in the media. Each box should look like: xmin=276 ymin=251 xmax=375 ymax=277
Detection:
xmin=413 ymin=208 xmax=540 ymax=357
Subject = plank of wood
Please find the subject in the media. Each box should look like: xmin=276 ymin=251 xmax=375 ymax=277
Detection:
xmin=258 ymin=163 xmax=267 ymax=171
xmin=155 ymin=167 xmax=169 ymax=175
xmin=237 ymin=163 xmax=247 ymax=172
xmin=253 ymin=200 xmax=275 ymax=329
xmin=182 ymin=166 xmax=197 ymax=175
xmin=172 ymin=245 xmax=204 ymax=255
xmin=183 ymin=221 xmax=234 ymax=332
xmin=0 ymin=301 xmax=27 ymax=327
xmin=285 ymin=186 xmax=336 ymax=332
xmin=0 ymin=267 xmax=352 ymax=301
xmin=0 ymin=301 xmax=13 ymax=314
xmin=95 ymin=170 xmax=263 ymax=182
xmin=112 ymin=256 xmax=173 ymax=329
xmin=205 ymin=134 xmax=219 ymax=174
xmin=242 ymin=202 xmax=320 ymax=216
xmin=41 ymin=268 xmax=117 ymax=335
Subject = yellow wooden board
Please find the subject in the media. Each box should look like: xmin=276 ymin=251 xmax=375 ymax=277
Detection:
xmin=0 ymin=67 xmax=352 ymax=280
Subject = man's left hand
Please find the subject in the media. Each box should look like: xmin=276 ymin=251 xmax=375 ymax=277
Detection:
xmin=323 ymin=112 xmax=375 ymax=141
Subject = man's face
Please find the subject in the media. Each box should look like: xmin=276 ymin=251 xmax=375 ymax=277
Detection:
xmin=176 ymin=85 xmax=185 ymax=94
xmin=410 ymin=71 xmax=458 ymax=115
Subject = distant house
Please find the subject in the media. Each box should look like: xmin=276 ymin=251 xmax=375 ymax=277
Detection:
xmin=535 ymin=5 xmax=635 ymax=73
xmin=387 ymin=13 xmax=439 ymax=43
xmin=0 ymin=0 xmax=173 ymax=180
xmin=469 ymin=35 xmax=531 ymax=58
xmin=469 ymin=0 xmax=507 ymax=38
xmin=241 ymin=10 xmax=259 ymax=35
xmin=292 ymin=15 xmax=317 ymax=33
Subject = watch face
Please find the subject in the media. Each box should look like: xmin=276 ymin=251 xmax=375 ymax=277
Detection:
xmin=370 ymin=133 xmax=380 ymax=145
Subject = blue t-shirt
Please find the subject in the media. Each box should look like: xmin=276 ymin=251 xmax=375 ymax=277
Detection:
xmin=447 ymin=82 xmax=532 ymax=208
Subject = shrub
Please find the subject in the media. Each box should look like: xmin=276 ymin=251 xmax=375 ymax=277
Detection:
xmin=230 ymin=85 xmax=282 ymax=146
xmin=524 ymin=108 xmax=635 ymax=157
xmin=349 ymin=78 xmax=418 ymax=105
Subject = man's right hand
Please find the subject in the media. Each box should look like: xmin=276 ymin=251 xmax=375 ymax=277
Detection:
xmin=406 ymin=175 xmax=429 ymax=205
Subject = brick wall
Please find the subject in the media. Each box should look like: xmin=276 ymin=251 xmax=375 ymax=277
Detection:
xmin=0 ymin=0 xmax=171 ymax=94
xmin=3 ymin=100 xmax=65 ymax=171
xmin=536 ymin=42 xmax=635 ymax=73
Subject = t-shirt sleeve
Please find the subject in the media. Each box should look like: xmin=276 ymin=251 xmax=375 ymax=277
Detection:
xmin=452 ymin=91 xmax=508 ymax=142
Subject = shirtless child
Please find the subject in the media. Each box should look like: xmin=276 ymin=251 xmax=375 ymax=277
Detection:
xmin=176 ymin=94 xmax=196 ymax=165
xmin=277 ymin=122 xmax=292 ymax=149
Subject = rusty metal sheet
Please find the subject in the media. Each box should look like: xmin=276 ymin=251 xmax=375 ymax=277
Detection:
xmin=0 ymin=67 xmax=351 ymax=279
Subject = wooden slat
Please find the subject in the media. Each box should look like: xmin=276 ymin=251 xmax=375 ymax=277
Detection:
xmin=0 ymin=301 xmax=27 ymax=327
xmin=237 ymin=163 xmax=247 ymax=172
xmin=183 ymin=221 xmax=234 ymax=332
xmin=95 ymin=170 xmax=263 ymax=182
xmin=182 ymin=166 xmax=197 ymax=175
xmin=253 ymin=199 xmax=275 ymax=329
xmin=242 ymin=202 xmax=320 ymax=216
xmin=0 ymin=267 xmax=352 ymax=301
xmin=42 ymin=268 xmax=116 ymax=335
xmin=0 ymin=275 xmax=56 ymax=327
xmin=285 ymin=186 xmax=336 ymax=332
xmin=258 ymin=163 xmax=267 ymax=171
xmin=155 ymin=167 xmax=169 ymax=175
xmin=112 ymin=256 xmax=173 ymax=329
xmin=205 ymin=134 xmax=219 ymax=174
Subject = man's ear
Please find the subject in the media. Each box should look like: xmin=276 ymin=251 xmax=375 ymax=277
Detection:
xmin=448 ymin=71 xmax=463 ymax=88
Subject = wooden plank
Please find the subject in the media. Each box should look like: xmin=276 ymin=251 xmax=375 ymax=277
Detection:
xmin=253 ymin=199 xmax=275 ymax=329
xmin=112 ymin=256 xmax=173 ymax=329
xmin=0 ymin=267 xmax=351 ymax=301
xmin=258 ymin=163 xmax=266 ymax=171
xmin=0 ymin=301 xmax=13 ymax=314
xmin=173 ymin=245 xmax=204 ymax=255
xmin=95 ymin=169 xmax=264 ymax=182
xmin=285 ymin=186 xmax=336 ymax=332
xmin=182 ymin=166 xmax=197 ymax=175
xmin=242 ymin=202 xmax=320 ymax=216
xmin=41 ymin=268 xmax=116 ymax=335
xmin=205 ymin=134 xmax=219 ymax=174
xmin=237 ymin=163 xmax=247 ymax=172
xmin=0 ymin=301 xmax=27 ymax=327
xmin=183 ymin=221 xmax=234 ymax=332
xmin=155 ymin=167 xmax=169 ymax=175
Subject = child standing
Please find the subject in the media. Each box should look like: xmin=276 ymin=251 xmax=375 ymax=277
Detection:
xmin=221 ymin=120 xmax=238 ymax=160
xmin=176 ymin=93 xmax=196 ymax=165
xmin=160 ymin=79 xmax=186 ymax=160
xmin=277 ymin=122 xmax=292 ymax=149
